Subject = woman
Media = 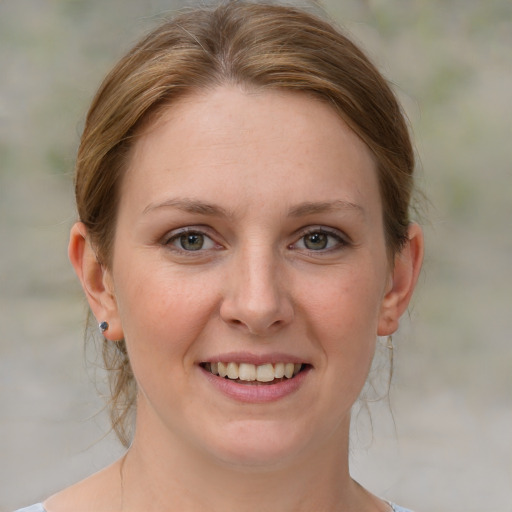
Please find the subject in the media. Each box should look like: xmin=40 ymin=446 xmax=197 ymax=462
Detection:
xmin=16 ymin=2 xmax=423 ymax=511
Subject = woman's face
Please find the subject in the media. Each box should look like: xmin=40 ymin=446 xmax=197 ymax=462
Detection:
xmin=107 ymin=86 xmax=397 ymax=467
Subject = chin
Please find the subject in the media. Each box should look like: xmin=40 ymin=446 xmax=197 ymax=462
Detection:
xmin=203 ymin=419 xmax=310 ymax=470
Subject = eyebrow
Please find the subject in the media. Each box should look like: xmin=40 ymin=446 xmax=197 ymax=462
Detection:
xmin=288 ymin=200 xmax=364 ymax=217
xmin=143 ymin=198 xmax=231 ymax=217
xmin=143 ymin=198 xmax=364 ymax=217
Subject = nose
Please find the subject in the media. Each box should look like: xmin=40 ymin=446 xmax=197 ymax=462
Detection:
xmin=219 ymin=244 xmax=294 ymax=336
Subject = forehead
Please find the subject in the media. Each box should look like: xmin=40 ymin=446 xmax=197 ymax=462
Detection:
xmin=122 ymin=86 xmax=380 ymax=218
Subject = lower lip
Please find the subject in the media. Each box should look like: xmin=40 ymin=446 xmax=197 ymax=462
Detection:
xmin=200 ymin=366 xmax=311 ymax=403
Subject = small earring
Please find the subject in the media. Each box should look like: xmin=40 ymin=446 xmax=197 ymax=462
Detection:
xmin=99 ymin=321 xmax=109 ymax=334
xmin=379 ymin=335 xmax=394 ymax=350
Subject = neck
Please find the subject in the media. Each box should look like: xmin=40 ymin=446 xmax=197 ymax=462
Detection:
xmin=120 ymin=408 xmax=365 ymax=512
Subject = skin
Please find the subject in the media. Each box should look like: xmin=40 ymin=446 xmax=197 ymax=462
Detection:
xmin=54 ymin=86 xmax=423 ymax=512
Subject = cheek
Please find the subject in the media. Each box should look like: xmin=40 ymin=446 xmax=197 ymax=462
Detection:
xmin=302 ymin=266 xmax=384 ymax=339
xmin=298 ymin=265 xmax=384 ymax=384
xmin=113 ymin=261 xmax=220 ymax=367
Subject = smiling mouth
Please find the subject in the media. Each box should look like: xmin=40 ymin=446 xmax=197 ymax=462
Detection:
xmin=201 ymin=362 xmax=308 ymax=384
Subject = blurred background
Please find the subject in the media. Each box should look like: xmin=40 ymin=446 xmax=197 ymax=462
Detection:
xmin=0 ymin=1 xmax=510 ymax=510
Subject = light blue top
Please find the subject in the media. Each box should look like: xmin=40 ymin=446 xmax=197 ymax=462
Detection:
xmin=14 ymin=502 xmax=415 ymax=512
xmin=390 ymin=505 xmax=415 ymax=512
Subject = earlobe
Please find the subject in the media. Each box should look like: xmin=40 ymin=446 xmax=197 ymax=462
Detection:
xmin=377 ymin=223 xmax=424 ymax=336
xmin=68 ymin=222 xmax=124 ymax=341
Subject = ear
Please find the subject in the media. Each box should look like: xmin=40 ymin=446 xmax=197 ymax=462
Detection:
xmin=377 ymin=223 xmax=424 ymax=336
xmin=68 ymin=222 xmax=124 ymax=341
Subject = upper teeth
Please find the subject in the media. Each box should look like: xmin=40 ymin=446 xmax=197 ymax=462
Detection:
xmin=208 ymin=362 xmax=302 ymax=382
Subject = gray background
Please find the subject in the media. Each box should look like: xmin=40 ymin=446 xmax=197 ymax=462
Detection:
xmin=1 ymin=1 xmax=511 ymax=510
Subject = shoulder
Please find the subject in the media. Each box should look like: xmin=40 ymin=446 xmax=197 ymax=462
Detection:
xmin=389 ymin=504 xmax=416 ymax=512
xmin=38 ymin=459 xmax=123 ymax=512
xmin=13 ymin=505 xmax=46 ymax=512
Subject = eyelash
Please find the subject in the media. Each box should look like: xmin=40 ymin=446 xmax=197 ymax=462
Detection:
xmin=161 ymin=226 xmax=348 ymax=254
xmin=162 ymin=227 xmax=219 ymax=253
xmin=290 ymin=227 xmax=347 ymax=253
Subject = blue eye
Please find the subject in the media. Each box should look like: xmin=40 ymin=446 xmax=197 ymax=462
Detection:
xmin=303 ymin=232 xmax=329 ymax=250
xmin=294 ymin=229 xmax=345 ymax=251
xmin=166 ymin=230 xmax=216 ymax=251
xmin=178 ymin=233 xmax=205 ymax=251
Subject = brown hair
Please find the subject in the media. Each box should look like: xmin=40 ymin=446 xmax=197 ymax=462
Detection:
xmin=75 ymin=1 xmax=415 ymax=446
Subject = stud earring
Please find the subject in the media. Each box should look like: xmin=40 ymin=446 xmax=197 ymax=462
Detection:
xmin=99 ymin=321 xmax=109 ymax=334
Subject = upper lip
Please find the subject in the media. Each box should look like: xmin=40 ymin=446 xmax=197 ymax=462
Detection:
xmin=198 ymin=351 xmax=310 ymax=366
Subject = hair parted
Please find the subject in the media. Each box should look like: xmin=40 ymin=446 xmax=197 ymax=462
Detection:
xmin=75 ymin=0 xmax=416 ymax=446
